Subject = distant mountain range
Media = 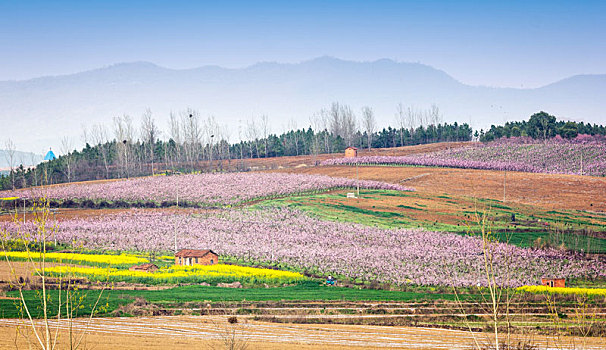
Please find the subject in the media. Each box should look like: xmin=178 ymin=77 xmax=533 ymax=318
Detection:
xmin=1 ymin=56 xmax=605 ymax=152
xmin=0 ymin=150 xmax=43 ymax=169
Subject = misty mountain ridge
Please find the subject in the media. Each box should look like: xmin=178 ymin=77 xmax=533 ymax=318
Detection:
xmin=1 ymin=56 xmax=605 ymax=153
xmin=0 ymin=150 xmax=43 ymax=169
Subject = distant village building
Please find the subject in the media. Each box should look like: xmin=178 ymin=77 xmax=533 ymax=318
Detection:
xmin=175 ymin=249 xmax=219 ymax=266
xmin=129 ymin=263 xmax=159 ymax=272
xmin=541 ymin=277 xmax=565 ymax=288
xmin=44 ymin=148 xmax=56 ymax=161
xmin=344 ymin=147 xmax=358 ymax=158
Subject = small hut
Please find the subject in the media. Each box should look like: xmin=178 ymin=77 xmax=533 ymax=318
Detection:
xmin=175 ymin=249 xmax=219 ymax=266
xmin=541 ymin=277 xmax=565 ymax=288
xmin=344 ymin=147 xmax=358 ymax=158
xmin=129 ymin=263 xmax=159 ymax=272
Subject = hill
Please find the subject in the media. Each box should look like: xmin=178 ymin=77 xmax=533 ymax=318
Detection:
xmin=0 ymin=150 xmax=43 ymax=168
xmin=2 ymin=57 xmax=606 ymax=152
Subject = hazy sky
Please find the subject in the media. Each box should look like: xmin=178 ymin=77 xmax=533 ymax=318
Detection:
xmin=1 ymin=0 xmax=605 ymax=88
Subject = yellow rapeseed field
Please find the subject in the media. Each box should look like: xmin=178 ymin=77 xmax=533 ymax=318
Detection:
xmin=43 ymin=263 xmax=306 ymax=285
xmin=2 ymin=251 xmax=147 ymax=266
xmin=518 ymin=285 xmax=606 ymax=297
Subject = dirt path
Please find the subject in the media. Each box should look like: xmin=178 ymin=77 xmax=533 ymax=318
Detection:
xmin=1 ymin=315 xmax=603 ymax=349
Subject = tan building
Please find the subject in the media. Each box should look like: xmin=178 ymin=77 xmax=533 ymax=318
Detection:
xmin=344 ymin=146 xmax=358 ymax=158
xmin=175 ymin=249 xmax=219 ymax=266
xmin=541 ymin=277 xmax=565 ymax=288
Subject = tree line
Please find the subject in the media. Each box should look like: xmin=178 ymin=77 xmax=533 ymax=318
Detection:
xmin=479 ymin=111 xmax=606 ymax=141
xmin=1 ymin=102 xmax=473 ymax=190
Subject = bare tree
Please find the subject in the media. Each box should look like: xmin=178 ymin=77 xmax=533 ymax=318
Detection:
xmin=328 ymin=102 xmax=357 ymax=147
xmin=417 ymin=107 xmax=427 ymax=129
xmin=362 ymin=106 xmax=376 ymax=150
xmin=329 ymin=102 xmax=342 ymax=139
xmin=29 ymin=152 xmax=39 ymax=187
xmin=260 ymin=115 xmax=270 ymax=157
xmin=181 ymin=109 xmax=202 ymax=172
xmin=214 ymin=124 xmax=231 ymax=169
xmin=204 ymin=115 xmax=220 ymax=167
xmin=287 ymin=118 xmax=299 ymax=156
xmin=395 ymin=103 xmax=406 ymax=146
xmin=168 ymin=112 xmax=182 ymax=170
xmin=341 ymin=105 xmax=357 ymax=147
xmin=4 ymin=139 xmax=16 ymax=190
xmin=60 ymin=136 xmax=74 ymax=183
xmin=90 ymin=124 xmax=111 ymax=179
xmin=406 ymin=106 xmax=417 ymax=138
xmin=246 ymin=117 xmax=260 ymax=158
xmin=319 ymin=109 xmax=331 ymax=153
xmin=113 ymin=115 xmax=134 ymax=178
xmin=429 ymin=104 xmax=442 ymax=126
xmin=222 ymin=126 xmax=232 ymax=164
xmin=140 ymin=109 xmax=160 ymax=175
xmin=309 ymin=112 xmax=323 ymax=162
xmin=237 ymin=120 xmax=244 ymax=163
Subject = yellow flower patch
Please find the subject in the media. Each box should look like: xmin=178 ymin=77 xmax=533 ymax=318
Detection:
xmin=517 ymin=285 xmax=606 ymax=297
xmin=43 ymin=264 xmax=306 ymax=285
xmin=2 ymin=251 xmax=147 ymax=266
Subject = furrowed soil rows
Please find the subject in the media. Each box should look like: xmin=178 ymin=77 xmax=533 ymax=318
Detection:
xmin=1 ymin=315 xmax=604 ymax=349
xmin=271 ymin=166 xmax=606 ymax=212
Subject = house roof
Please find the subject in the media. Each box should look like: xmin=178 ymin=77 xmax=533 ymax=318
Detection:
xmin=345 ymin=147 xmax=358 ymax=150
xmin=44 ymin=150 xmax=56 ymax=161
xmin=175 ymin=249 xmax=217 ymax=258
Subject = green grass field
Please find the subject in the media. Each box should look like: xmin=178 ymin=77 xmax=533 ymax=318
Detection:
xmin=0 ymin=283 xmax=471 ymax=318
xmin=254 ymin=190 xmax=606 ymax=253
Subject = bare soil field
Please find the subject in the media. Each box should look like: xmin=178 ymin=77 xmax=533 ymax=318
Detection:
xmin=271 ymin=165 xmax=606 ymax=212
xmin=0 ymin=207 xmax=215 ymax=222
xmin=231 ymin=142 xmax=473 ymax=169
xmin=1 ymin=315 xmax=603 ymax=350
xmin=0 ymin=261 xmax=74 ymax=284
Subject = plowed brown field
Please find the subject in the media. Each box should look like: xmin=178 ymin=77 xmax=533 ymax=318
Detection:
xmin=1 ymin=316 xmax=604 ymax=349
xmin=237 ymin=142 xmax=473 ymax=169
xmin=270 ymin=165 xmax=606 ymax=212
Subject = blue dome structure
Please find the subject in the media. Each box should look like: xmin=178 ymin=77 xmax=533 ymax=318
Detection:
xmin=44 ymin=149 xmax=56 ymax=161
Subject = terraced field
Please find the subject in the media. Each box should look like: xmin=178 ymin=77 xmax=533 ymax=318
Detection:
xmin=1 ymin=312 xmax=605 ymax=349
xmin=2 ymin=141 xmax=606 ymax=349
xmin=258 ymin=189 xmax=606 ymax=253
xmin=271 ymin=165 xmax=606 ymax=212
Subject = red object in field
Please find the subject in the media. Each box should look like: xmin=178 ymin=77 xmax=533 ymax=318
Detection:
xmin=344 ymin=147 xmax=358 ymax=158
xmin=541 ymin=277 xmax=565 ymax=288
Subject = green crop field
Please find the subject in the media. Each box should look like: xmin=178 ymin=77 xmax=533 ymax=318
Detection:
xmin=0 ymin=283 xmax=473 ymax=319
xmin=254 ymin=190 xmax=606 ymax=254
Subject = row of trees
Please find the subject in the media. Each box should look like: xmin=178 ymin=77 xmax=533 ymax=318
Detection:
xmin=480 ymin=111 xmax=606 ymax=141
xmin=1 ymin=103 xmax=473 ymax=190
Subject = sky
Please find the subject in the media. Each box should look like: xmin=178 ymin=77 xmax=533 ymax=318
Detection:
xmin=1 ymin=0 xmax=605 ymax=88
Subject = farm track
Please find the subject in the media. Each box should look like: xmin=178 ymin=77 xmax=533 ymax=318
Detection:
xmin=153 ymin=299 xmax=606 ymax=336
xmin=1 ymin=315 xmax=604 ymax=349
